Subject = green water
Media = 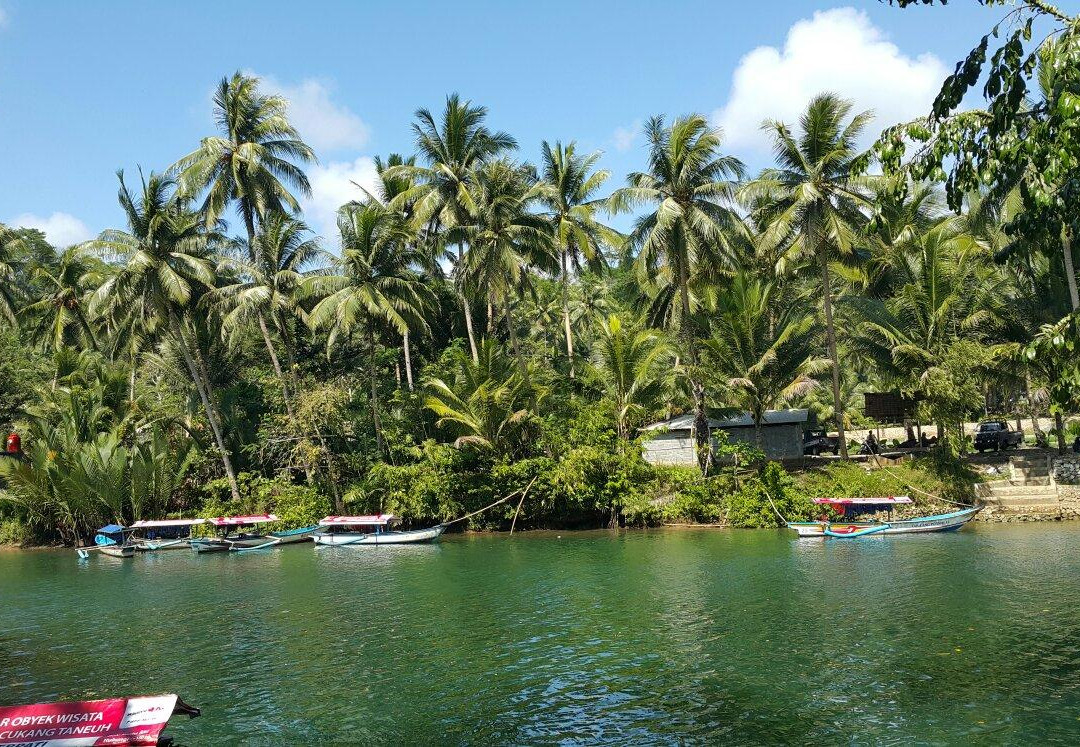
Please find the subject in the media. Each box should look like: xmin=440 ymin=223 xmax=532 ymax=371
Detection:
xmin=3 ymin=525 xmax=1080 ymax=744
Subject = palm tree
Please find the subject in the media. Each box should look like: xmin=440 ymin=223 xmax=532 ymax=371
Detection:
xmin=172 ymin=71 xmax=315 ymax=255
xmin=424 ymin=339 xmax=536 ymax=452
xmin=589 ymin=315 xmax=670 ymax=441
xmin=303 ymin=203 xmax=433 ymax=451
xmin=391 ymin=94 xmax=516 ymax=362
xmin=743 ymin=93 xmax=875 ymax=459
xmin=610 ymin=114 xmax=745 ymax=473
xmin=87 ymin=170 xmax=242 ymax=502
xmin=456 ymin=159 xmax=554 ymax=373
xmin=849 ymin=217 xmax=1009 ymax=440
xmin=537 ymin=141 xmax=621 ymax=377
xmin=215 ymin=214 xmax=324 ymax=417
xmin=0 ymin=223 xmax=27 ymax=325
xmin=703 ymin=272 xmax=827 ymax=448
xmin=20 ymin=247 xmax=102 ymax=353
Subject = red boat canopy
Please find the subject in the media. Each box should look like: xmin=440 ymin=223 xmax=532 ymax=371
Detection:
xmin=130 ymin=519 xmax=207 ymax=528
xmin=207 ymin=514 xmax=279 ymax=526
xmin=0 ymin=694 xmax=199 ymax=746
xmin=319 ymin=514 xmax=394 ymax=526
xmin=813 ymin=496 xmax=912 ymax=505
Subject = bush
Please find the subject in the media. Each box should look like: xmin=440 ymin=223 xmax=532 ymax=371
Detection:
xmin=201 ymin=473 xmax=331 ymax=529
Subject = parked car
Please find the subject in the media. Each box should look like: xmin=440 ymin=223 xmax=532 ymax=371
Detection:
xmin=974 ymin=420 xmax=1023 ymax=452
xmin=803 ymin=428 xmax=839 ymax=456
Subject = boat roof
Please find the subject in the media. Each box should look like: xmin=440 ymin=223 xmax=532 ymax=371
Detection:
xmin=813 ymin=496 xmax=913 ymax=505
xmin=131 ymin=518 xmax=207 ymax=528
xmin=96 ymin=524 xmax=127 ymax=533
xmin=319 ymin=514 xmax=395 ymax=526
xmin=206 ymin=514 xmax=279 ymax=526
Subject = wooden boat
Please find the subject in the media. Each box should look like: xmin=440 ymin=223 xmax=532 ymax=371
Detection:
xmin=76 ymin=524 xmax=137 ymax=559
xmin=787 ymin=497 xmax=982 ymax=538
xmin=313 ymin=514 xmax=446 ymax=546
xmin=130 ymin=518 xmax=207 ymax=551
xmin=189 ymin=514 xmax=317 ymax=553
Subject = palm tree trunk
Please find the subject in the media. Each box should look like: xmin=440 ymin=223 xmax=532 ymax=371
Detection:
xmin=677 ymin=258 xmax=710 ymax=475
xmin=368 ymin=325 xmax=385 ymax=454
xmin=173 ymin=317 xmax=241 ymax=502
xmin=1055 ymin=411 xmax=1066 ymax=455
xmin=257 ymin=312 xmax=295 ymax=420
xmin=820 ymin=256 xmax=849 ymax=459
xmin=1063 ymin=228 xmax=1079 ymax=311
xmin=561 ymin=251 xmax=575 ymax=378
xmin=456 ymin=244 xmax=479 ymax=363
xmin=403 ymin=330 xmax=414 ymax=391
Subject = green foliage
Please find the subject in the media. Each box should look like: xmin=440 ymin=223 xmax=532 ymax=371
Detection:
xmin=201 ymin=473 xmax=330 ymax=529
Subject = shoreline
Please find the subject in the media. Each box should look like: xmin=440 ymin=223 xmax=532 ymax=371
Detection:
xmin=5 ymin=511 xmax=1079 ymax=550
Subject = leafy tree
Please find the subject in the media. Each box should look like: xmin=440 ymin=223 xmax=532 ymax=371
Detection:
xmin=456 ymin=159 xmax=554 ymax=372
xmin=588 ymin=315 xmax=671 ymax=441
xmin=424 ymin=340 xmax=539 ymax=453
xmin=20 ymin=247 xmax=102 ymax=353
xmin=537 ymin=141 xmax=621 ymax=376
xmin=303 ymin=203 xmax=432 ymax=452
xmin=87 ymin=170 xmax=242 ymax=501
xmin=743 ymin=93 xmax=874 ymax=458
xmin=611 ymin=114 xmax=745 ymax=473
xmin=703 ymin=272 xmax=826 ymax=448
xmin=172 ymin=71 xmax=315 ymax=246
xmin=215 ymin=214 xmax=325 ymax=418
xmin=392 ymin=94 xmax=516 ymax=362
xmin=1024 ymin=311 xmax=1080 ymax=452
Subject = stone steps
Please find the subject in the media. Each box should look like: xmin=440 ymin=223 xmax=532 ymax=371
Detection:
xmin=986 ymin=484 xmax=1058 ymax=497
xmin=984 ymin=496 xmax=1062 ymax=508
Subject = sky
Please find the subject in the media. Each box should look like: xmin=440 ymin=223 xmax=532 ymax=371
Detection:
xmin=1 ymin=0 xmax=1074 ymax=248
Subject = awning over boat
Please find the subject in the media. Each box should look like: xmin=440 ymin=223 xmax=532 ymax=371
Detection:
xmin=319 ymin=514 xmax=394 ymax=526
xmin=206 ymin=514 xmax=279 ymax=526
xmin=96 ymin=524 xmax=127 ymax=534
xmin=131 ymin=518 xmax=207 ymax=528
xmin=0 ymin=694 xmax=199 ymax=746
xmin=813 ymin=496 xmax=912 ymax=505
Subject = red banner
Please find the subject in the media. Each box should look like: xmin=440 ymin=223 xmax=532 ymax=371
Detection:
xmin=0 ymin=695 xmax=179 ymax=746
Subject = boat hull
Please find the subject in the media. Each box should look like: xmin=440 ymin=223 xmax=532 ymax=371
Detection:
xmin=313 ymin=525 xmax=445 ymax=546
xmin=98 ymin=545 xmax=136 ymax=558
xmin=788 ymin=507 xmax=981 ymax=538
xmin=137 ymin=538 xmax=191 ymax=552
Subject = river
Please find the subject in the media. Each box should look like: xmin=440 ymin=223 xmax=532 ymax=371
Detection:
xmin=2 ymin=524 xmax=1079 ymax=744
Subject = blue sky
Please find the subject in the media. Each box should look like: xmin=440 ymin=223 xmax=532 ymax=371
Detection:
xmin=0 ymin=1 xmax=1070 ymax=247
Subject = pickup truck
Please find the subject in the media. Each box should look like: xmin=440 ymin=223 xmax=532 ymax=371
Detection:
xmin=803 ymin=428 xmax=840 ymax=456
xmin=974 ymin=420 xmax=1024 ymax=452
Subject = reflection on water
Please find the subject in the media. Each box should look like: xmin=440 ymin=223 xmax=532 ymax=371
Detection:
xmin=3 ymin=524 xmax=1080 ymax=743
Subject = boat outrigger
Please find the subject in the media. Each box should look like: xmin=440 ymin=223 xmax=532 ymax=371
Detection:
xmin=77 ymin=524 xmax=137 ymax=559
xmin=313 ymin=514 xmax=446 ymax=546
xmin=189 ymin=514 xmax=317 ymax=553
xmin=787 ymin=497 xmax=981 ymax=538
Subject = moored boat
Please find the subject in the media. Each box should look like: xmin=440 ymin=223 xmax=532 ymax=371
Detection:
xmin=787 ymin=497 xmax=981 ymax=538
xmin=0 ymin=693 xmax=199 ymax=746
xmin=313 ymin=514 xmax=446 ymax=546
xmin=189 ymin=514 xmax=280 ymax=553
xmin=130 ymin=518 xmax=207 ymax=551
xmin=77 ymin=524 xmax=137 ymax=559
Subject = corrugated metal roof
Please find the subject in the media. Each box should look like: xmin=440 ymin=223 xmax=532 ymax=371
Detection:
xmin=641 ymin=409 xmax=808 ymax=432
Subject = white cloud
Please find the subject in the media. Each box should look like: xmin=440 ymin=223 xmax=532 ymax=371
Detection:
xmin=257 ymin=74 xmax=369 ymax=154
xmin=8 ymin=212 xmax=92 ymax=247
xmin=712 ymin=7 xmax=947 ymax=156
xmin=612 ymin=121 xmax=642 ymax=152
xmin=301 ymin=156 xmax=380 ymax=246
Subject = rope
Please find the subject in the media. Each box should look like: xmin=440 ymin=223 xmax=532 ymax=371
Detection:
xmin=441 ymin=477 xmax=538 ymax=528
xmin=870 ymin=456 xmax=972 ymax=507
xmin=764 ymin=489 xmax=790 ymax=525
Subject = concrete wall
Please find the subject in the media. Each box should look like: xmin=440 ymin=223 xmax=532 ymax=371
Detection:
xmin=642 ymin=424 xmax=804 ymax=466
